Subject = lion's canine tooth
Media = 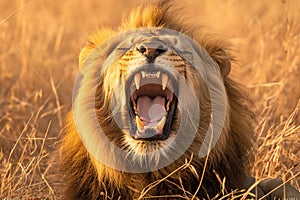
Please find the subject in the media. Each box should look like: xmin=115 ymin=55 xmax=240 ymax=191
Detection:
xmin=156 ymin=116 xmax=166 ymax=131
xmin=161 ymin=73 xmax=168 ymax=90
xmin=166 ymin=100 xmax=171 ymax=112
xmin=141 ymin=71 xmax=146 ymax=78
xmin=156 ymin=71 xmax=161 ymax=78
xmin=136 ymin=115 xmax=144 ymax=130
xmin=134 ymin=73 xmax=141 ymax=89
xmin=167 ymin=79 xmax=173 ymax=89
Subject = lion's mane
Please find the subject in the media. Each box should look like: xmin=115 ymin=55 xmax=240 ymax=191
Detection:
xmin=60 ymin=1 xmax=255 ymax=199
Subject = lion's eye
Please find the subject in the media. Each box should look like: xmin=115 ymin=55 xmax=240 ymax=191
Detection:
xmin=116 ymin=47 xmax=131 ymax=52
xmin=159 ymin=35 xmax=179 ymax=46
xmin=169 ymin=37 xmax=178 ymax=45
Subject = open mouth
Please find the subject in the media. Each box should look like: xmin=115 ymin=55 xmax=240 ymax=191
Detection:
xmin=127 ymin=68 xmax=178 ymax=140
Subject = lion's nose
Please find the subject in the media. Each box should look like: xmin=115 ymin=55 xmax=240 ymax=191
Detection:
xmin=136 ymin=43 xmax=168 ymax=62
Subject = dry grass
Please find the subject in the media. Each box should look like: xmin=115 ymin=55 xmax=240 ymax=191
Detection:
xmin=0 ymin=0 xmax=299 ymax=199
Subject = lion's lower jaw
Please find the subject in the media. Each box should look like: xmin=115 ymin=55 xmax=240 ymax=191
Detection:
xmin=122 ymin=130 xmax=176 ymax=153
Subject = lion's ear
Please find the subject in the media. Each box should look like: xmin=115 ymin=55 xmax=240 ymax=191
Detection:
xmin=79 ymin=28 xmax=116 ymax=69
xmin=209 ymin=48 xmax=231 ymax=77
xmin=197 ymin=33 xmax=232 ymax=77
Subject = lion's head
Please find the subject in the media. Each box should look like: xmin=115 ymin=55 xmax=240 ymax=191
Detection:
xmin=61 ymin=1 xmax=255 ymax=198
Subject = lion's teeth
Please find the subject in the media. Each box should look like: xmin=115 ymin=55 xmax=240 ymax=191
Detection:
xmin=134 ymin=73 xmax=141 ymax=89
xmin=156 ymin=71 xmax=161 ymax=78
xmin=156 ymin=116 xmax=166 ymax=131
xmin=161 ymin=73 xmax=168 ymax=90
xmin=133 ymin=101 xmax=137 ymax=114
xmin=136 ymin=115 xmax=144 ymax=130
xmin=167 ymin=79 xmax=173 ymax=90
xmin=141 ymin=71 xmax=146 ymax=78
xmin=166 ymin=100 xmax=171 ymax=112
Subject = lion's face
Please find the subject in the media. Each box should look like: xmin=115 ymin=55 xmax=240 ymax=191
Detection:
xmin=96 ymin=31 xmax=208 ymax=156
xmin=75 ymin=28 xmax=227 ymax=170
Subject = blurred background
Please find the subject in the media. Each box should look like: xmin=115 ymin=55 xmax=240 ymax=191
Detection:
xmin=0 ymin=0 xmax=299 ymax=198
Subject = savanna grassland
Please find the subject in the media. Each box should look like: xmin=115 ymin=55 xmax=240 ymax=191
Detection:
xmin=0 ymin=0 xmax=299 ymax=199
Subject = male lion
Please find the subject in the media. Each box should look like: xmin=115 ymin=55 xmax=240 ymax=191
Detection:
xmin=60 ymin=1 xmax=300 ymax=199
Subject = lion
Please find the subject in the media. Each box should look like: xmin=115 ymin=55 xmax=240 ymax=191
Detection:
xmin=60 ymin=1 xmax=300 ymax=199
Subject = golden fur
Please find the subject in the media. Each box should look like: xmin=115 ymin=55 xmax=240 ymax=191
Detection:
xmin=60 ymin=1 xmax=256 ymax=199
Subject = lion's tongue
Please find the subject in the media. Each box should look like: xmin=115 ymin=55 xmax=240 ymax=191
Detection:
xmin=137 ymin=96 xmax=166 ymax=124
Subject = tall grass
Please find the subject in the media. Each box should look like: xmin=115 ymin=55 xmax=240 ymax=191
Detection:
xmin=0 ymin=0 xmax=299 ymax=199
